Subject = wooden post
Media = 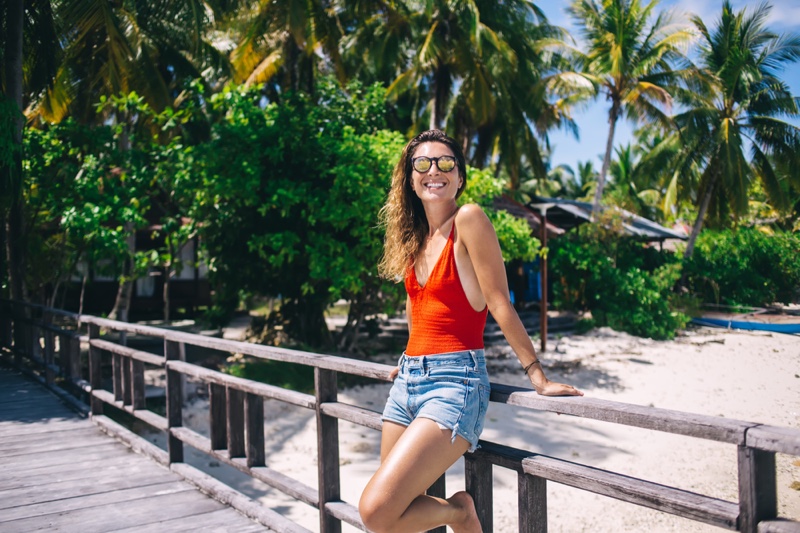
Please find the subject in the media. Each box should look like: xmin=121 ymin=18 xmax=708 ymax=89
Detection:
xmin=426 ymin=474 xmax=447 ymax=533
xmin=132 ymin=359 xmax=145 ymax=410
xmin=68 ymin=333 xmax=82 ymax=382
xmin=57 ymin=332 xmax=67 ymax=377
xmin=539 ymin=208 xmax=548 ymax=353
xmin=738 ymin=445 xmax=777 ymax=533
xmin=0 ymin=304 xmax=11 ymax=349
xmin=316 ymin=368 xmax=341 ymax=533
xmin=12 ymin=302 xmax=25 ymax=367
xmin=209 ymin=383 xmax=228 ymax=450
xmin=122 ymin=354 xmax=133 ymax=406
xmin=113 ymin=353 xmax=123 ymax=402
xmin=88 ymin=323 xmax=103 ymax=415
xmin=245 ymin=393 xmax=265 ymax=468
xmin=165 ymin=340 xmax=184 ymax=464
xmin=43 ymin=311 xmax=55 ymax=384
xmin=465 ymin=455 xmax=493 ymax=533
xmin=226 ymin=387 xmax=246 ymax=458
xmin=519 ymin=473 xmax=547 ymax=533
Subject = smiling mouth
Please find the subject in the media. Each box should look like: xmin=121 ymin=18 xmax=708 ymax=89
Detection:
xmin=425 ymin=182 xmax=445 ymax=189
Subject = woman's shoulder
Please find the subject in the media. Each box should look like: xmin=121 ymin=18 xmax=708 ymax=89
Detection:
xmin=455 ymin=203 xmax=494 ymax=236
xmin=456 ymin=204 xmax=488 ymax=224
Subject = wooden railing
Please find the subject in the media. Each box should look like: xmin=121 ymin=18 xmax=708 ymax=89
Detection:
xmin=1 ymin=299 xmax=798 ymax=533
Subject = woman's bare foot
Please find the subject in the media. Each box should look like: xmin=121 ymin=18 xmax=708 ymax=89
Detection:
xmin=447 ymin=491 xmax=482 ymax=533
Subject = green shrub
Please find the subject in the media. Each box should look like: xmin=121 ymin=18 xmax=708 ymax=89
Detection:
xmin=683 ymin=228 xmax=800 ymax=306
xmin=550 ymin=214 xmax=690 ymax=339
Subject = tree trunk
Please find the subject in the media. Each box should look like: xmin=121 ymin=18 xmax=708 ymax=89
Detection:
xmin=683 ymin=173 xmax=717 ymax=260
xmin=592 ymin=100 xmax=621 ymax=219
xmin=79 ymin=272 xmax=88 ymax=315
xmin=109 ymin=222 xmax=136 ymax=322
xmin=429 ymin=64 xmax=448 ymax=131
xmin=3 ymin=0 xmax=26 ymax=302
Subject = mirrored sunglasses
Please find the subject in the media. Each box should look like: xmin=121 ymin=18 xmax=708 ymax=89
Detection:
xmin=412 ymin=155 xmax=457 ymax=173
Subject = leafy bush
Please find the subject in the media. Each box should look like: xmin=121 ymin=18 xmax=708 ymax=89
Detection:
xmin=683 ymin=228 xmax=800 ymax=306
xmin=550 ymin=213 xmax=690 ymax=339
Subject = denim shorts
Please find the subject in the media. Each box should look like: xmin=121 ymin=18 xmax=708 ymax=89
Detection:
xmin=381 ymin=349 xmax=491 ymax=453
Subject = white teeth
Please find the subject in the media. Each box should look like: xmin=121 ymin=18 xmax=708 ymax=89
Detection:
xmin=426 ymin=183 xmax=445 ymax=189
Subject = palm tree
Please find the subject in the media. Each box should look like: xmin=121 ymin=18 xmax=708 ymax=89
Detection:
xmin=350 ymin=0 xmax=576 ymax=186
xmin=567 ymin=0 xmax=695 ymax=215
xmin=2 ymin=0 xmax=65 ymax=301
xmin=228 ymin=0 xmax=344 ymax=96
xmin=1 ymin=0 xmax=26 ymax=301
xmin=30 ymin=0 xmax=226 ymax=123
xmin=673 ymin=1 xmax=800 ymax=259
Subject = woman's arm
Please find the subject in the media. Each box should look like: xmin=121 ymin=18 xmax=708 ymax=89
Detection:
xmin=457 ymin=205 xmax=582 ymax=397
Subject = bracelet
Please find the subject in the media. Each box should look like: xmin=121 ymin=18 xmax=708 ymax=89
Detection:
xmin=523 ymin=360 xmax=541 ymax=374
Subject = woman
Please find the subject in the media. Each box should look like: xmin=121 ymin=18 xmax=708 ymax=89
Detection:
xmin=359 ymin=130 xmax=582 ymax=533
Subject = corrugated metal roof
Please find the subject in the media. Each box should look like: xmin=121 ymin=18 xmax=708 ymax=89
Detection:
xmin=527 ymin=196 xmax=688 ymax=241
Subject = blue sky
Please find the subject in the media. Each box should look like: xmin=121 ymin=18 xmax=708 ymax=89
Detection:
xmin=537 ymin=0 xmax=800 ymax=172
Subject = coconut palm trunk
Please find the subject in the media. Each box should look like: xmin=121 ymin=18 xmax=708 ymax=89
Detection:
xmin=683 ymin=173 xmax=717 ymax=260
xmin=3 ymin=0 xmax=26 ymax=302
xmin=593 ymin=100 xmax=621 ymax=217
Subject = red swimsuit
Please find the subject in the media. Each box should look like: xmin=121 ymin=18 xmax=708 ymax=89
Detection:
xmin=404 ymin=224 xmax=488 ymax=356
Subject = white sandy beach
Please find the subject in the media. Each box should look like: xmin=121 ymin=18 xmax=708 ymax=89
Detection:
xmin=149 ymin=325 xmax=800 ymax=532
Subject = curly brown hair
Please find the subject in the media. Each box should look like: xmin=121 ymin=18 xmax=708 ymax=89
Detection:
xmin=378 ymin=129 xmax=468 ymax=280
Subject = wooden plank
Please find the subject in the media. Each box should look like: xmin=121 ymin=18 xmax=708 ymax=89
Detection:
xmin=0 ymin=425 xmax=97 ymax=446
xmin=145 ymin=327 xmax=393 ymax=382
xmin=172 ymin=462 xmax=312 ymax=533
xmin=108 ymin=508 xmax=269 ymax=532
xmin=170 ymin=426 xmax=318 ymax=507
xmin=426 ymin=474 xmax=447 ymax=533
xmin=2 ymin=484 xmax=222 ymax=532
xmin=522 ymin=455 xmax=739 ymax=530
xmin=93 ymin=414 xmax=170 ymax=467
xmin=490 ymin=382 xmax=755 ymax=445
xmin=90 ymin=338 xmax=165 ymax=366
xmin=326 ymin=501 xmax=366 ymax=531
xmin=209 ymin=382 xmax=227 ymax=450
xmin=0 ymin=401 xmax=75 ymax=421
xmin=169 ymin=360 xmax=316 ymax=409
xmin=227 ymin=386 xmax=246 ymax=458
xmin=245 ymin=392 xmax=265 ymax=467
xmin=739 ymin=445 xmax=777 ymax=533
xmin=465 ymin=455 xmax=493 ymax=533
xmin=88 ymin=322 xmax=103 ymax=414
xmin=747 ymin=425 xmax=800 ymax=456
xmin=0 ymin=469 xmax=177 ymax=509
xmin=0 ymin=417 xmax=88 ymax=437
xmin=319 ymin=401 xmax=382 ymax=431
xmin=0 ymin=480 xmax=191 ymax=523
xmin=758 ymin=519 xmax=800 ymax=532
xmin=0 ymin=432 xmax=112 ymax=458
xmin=165 ymin=339 xmax=184 ymax=463
xmin=316 ymin=367 xmax=341 ymax=533
xmin=0 ymin=456 xmax=175 ymax=491
xmin=0 ymin=443 xmax=126 ymax=474
xmin=519 ymin=472 xmax=547 ymax=533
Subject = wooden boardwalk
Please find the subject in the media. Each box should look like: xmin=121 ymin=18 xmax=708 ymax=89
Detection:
xmin=0 ymin=367 xmax=270 ymax=533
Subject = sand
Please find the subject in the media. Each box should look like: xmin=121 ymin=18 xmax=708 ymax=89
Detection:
xmin=148 ymin=325 xmax=800 ymax=532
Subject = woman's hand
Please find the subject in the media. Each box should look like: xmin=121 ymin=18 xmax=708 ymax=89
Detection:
xmin=389 ymin=366 xmax=399 ymax=381
xmin=533 ymin=378 xmax=583 ymax=397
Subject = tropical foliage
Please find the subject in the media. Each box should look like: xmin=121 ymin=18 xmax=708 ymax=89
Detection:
xmin=564 ymin=0 xmax=697 ymax=214
xmin=3 ymin=0 xmax=800 ymax=345
xmin=550 ymin=212 xmax=690 ymax=340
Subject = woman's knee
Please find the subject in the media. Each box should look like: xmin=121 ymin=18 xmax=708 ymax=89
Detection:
xmin=359 ymin=487 xmax=399 ymax=533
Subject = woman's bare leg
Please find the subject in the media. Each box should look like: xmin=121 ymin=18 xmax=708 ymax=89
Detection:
xmin=380 ymin=420 xmax=407 ymax=462
xmin=359 ymin=417 xmax=482 ymax=533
